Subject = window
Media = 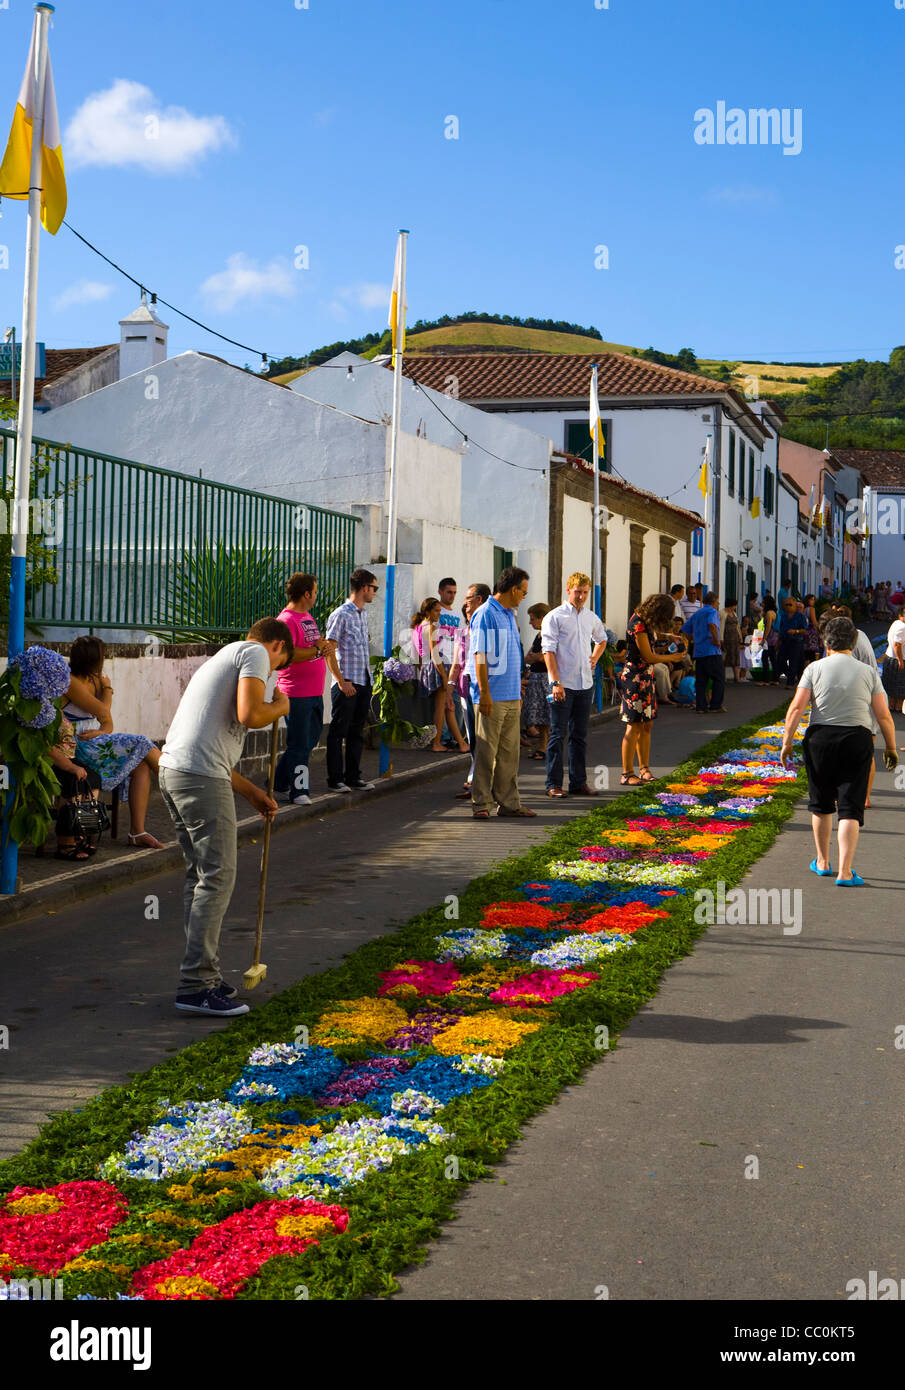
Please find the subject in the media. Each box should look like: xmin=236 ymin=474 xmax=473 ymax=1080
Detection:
xmin=493 ymin=547 xmax=513 ymax=582
xmin=763 ymin=468 xmax=774 ymax=517
xmin=738 ymin=445 xmax=744 ymax=503
xmin=564 ymin=419 xmax=611 ymax=472
xmin=746 ymin=566 xmax=757 ymax=598
xmin=791 ymin=560 xmax=799 ymax=594
xmin=724 ymin=556 xmax=737 ymax=601
xmin=781 ymin=553 xmax=790 ymax=588
xmin=728 ymin=431 xmax=736 ymax=494
xmin=748 ymin=449 xmax=755 ymax=505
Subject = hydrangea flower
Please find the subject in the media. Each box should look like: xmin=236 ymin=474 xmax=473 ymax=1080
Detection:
xmin=9 ymin=646 xmax=71 ymax=701
xmin=383 ymin=658 xmax=417 ymax=683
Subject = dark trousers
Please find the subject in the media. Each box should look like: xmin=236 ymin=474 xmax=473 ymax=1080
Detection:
xmin=326 ymin=682 xmax=371 ymax=785
xmin=778 ymin=637 xmax=804 ymax=686
xmin=274 ymin=694 xmax=324 ymax=795
xmin=545 ymin=686 xmax=593 ymax=791
xmin=694 ymin=654 xmax=725 ymax=711
xmin=761 ymin=642 xmax=777 ymax=680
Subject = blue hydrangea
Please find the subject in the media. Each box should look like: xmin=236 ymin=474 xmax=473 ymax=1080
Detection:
xmin=9 ymin=645 xmax=71 ymax=701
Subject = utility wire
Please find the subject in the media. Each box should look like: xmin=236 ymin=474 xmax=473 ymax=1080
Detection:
xmin=62 ymin=220 xmax=273 ymax=364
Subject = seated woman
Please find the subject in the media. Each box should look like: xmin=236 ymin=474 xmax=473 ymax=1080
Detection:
xmin=63 ymin=635 xmax=164 ymax=849
xmin=48 ymin=713 xmax=104 ymax=860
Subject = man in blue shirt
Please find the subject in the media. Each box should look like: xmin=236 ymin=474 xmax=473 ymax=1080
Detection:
xmin=470 ymin=565 xmax=536 ymax=820
xmin=775 ymin=597 xmax=807 ymax=686
xmin=681 ymin=590 xmax=726 ymax=714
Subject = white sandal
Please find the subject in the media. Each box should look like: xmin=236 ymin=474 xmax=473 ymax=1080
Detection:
xmin=128 ymin=831 xmax=164 ymax=849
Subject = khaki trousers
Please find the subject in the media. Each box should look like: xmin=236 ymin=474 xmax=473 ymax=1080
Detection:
xmin=471 ymin=698 xmax=522 ymax=813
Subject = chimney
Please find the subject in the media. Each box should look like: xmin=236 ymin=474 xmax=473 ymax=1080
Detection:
xmin=118 ymin=292 xmax=169 ymax=379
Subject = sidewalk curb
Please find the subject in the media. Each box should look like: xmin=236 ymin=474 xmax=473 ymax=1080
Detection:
xmin=0 ymin=707 xmax=621 ymax=927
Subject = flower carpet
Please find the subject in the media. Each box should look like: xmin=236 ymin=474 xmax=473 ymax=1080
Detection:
xmin=0 ymin=716 xmax=807 ymax=1300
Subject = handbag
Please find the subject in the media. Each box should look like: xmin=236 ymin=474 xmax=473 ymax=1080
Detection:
xmin=56 ymin=792 xmax=110 ymax=841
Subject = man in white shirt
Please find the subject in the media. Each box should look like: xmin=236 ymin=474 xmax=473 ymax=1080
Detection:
xmin=541 ymin=571 xmax=608 ymax=798
xmin=679 ymin=584 xmax=702 ymax=622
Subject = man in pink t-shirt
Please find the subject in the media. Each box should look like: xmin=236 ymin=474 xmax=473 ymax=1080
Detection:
xmin=274 ymin=573 xmax=336 ymax=804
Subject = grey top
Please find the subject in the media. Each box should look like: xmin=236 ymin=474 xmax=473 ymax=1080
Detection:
xmin=160 ymin=640 xmax=273 ymax=779
xmin=798 ymin=652 xmax=883 ymax=730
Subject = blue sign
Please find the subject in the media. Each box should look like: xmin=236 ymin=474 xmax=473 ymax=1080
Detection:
xmin=692 ymin=527 xmax=704 ymax=557
xmin=0 ymin=342 xmax=46 ymax=378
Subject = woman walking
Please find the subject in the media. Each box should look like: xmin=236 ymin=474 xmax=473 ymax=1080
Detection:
xmin=781 ymin=616 xmax=897 ymax=886
xmin=617 ymin=593 xmax=687 ymax=785
xmin=64 ymin=636 xmax=164 ymax=848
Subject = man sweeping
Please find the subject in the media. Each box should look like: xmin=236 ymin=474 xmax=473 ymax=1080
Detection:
xmin=159 ymin=618 xmax=293 ymax=1017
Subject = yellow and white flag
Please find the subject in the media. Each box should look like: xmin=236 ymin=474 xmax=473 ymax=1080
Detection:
xmin=589 ymin=369 xmax=605 ymax=457
xmin=808 ymin=483 xmax=816 ymax=526
xmin=388 ymin=235 xmax=406 ymax=353
xmin=698 ymin=434 xmax=712 ymax=498
xmin=0 ymin=13 xmax=66 ymax=235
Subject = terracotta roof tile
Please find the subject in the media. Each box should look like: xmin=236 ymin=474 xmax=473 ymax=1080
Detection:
xmin=1 ymin=345 xmax=118 ymax=401
xmin=399 ymin=351 xmax=767 ymax=442
xmin=829 ymin=448 xmax=905 ymax=487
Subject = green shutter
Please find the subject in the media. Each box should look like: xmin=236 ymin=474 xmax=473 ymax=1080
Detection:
xmin=728 ymin=431 xmax=735 ymax=493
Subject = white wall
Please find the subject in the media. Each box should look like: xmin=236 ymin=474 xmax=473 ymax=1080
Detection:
xmin=604 ymin=519 xmax=631 ymax=636
xmin=562 ymin=494 xmax=592 ymax=596
xmin=870 ymin=490 xmax=905 ymax=585
xmin=38 ymin=351 xmax=388 ymax=516
xmin=295 ymin=355 xmax=552 ymax=555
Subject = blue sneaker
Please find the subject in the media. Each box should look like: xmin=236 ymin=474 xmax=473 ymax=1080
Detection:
xmin=214 ymin=980 xmax=239 ymax=1000
xmin=175 ymin=989 xmax=248 ymax=1016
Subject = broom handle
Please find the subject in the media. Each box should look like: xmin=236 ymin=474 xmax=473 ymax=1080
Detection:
xmin=251 ymin=720 xmax=280 ymax=967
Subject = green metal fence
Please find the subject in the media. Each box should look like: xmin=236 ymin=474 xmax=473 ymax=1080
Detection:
xmin=0 ymin=427 xmax=359 ymax=638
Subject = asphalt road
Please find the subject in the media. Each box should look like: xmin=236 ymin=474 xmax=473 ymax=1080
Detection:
xmin=5 ymin=680 xmax=901 ymax=1306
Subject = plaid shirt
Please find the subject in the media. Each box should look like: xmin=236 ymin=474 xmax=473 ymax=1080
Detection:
xmin=326 ymin=598 xmax=372 ymax=686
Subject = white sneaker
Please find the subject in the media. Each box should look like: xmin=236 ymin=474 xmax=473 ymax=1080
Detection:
xmin=327 ymin=781 xmax=351 ymax=793
xmin=348 ymin=780 xmax=374 ymax=791
xmin=289 ymin=793 xmax=311 ymax=805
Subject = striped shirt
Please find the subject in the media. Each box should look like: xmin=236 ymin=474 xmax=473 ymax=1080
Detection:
xmin=326 ymin=599 xmax=372 ymax=687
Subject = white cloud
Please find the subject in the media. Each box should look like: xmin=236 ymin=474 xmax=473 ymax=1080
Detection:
xmin=334 ymin=282 xmax=391 ymax=311
xmin=52 ymin=279 xmax=116 ymax=311
xmin=199 ymin=253 xmax=296 ymax=312
xmin=66 ymin=79 xmax=235 ymax=172
xmin=707 ymin=185 xmax=778 ymax=205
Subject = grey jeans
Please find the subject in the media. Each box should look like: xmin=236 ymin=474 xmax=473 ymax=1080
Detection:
xmin=159 ymin=766 xmax=237 ymax=996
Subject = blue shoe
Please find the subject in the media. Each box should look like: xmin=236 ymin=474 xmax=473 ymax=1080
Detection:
xmin=214 ymin=980 xmax=238 ymax=1000
xmin=809 ymin=858 xmax=835 ymax=877
xmin=175 ymin=989 xmax=248 ymax=1016
xmin=836 ymin=872 xmax=865 ymax=887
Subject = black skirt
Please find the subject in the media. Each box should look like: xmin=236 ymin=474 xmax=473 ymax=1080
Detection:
xmin=802 ymin=723 xmax=874 ymax=825
xmin=881 ymin=656 xmax=905 ymax=700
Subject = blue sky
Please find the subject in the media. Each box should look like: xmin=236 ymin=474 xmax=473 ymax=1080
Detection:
xmin=0 ymin=0 xmax=903 ymax=370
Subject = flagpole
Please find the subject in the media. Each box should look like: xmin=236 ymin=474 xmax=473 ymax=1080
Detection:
xmin=379 ymin=229 xmax=408 ymax=778
xmin=1 ymin=3 xmax=54 ymax=896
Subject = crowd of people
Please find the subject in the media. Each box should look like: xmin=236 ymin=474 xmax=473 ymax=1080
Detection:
xmin=37 ymin=561 xmax=905 ymax=1015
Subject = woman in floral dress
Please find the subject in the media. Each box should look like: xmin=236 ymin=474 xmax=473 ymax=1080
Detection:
xmin=618 ymin=593 xmax=687 ymax=785
xmin=63 ymin=635 xmax=164 ymax=848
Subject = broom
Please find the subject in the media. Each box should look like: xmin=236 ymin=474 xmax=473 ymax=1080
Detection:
xmin=243 ymin=720 xmax=280 ymax=990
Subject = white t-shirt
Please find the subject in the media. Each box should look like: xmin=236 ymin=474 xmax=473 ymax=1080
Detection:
xmin=799 ymin=653 xmax=883 ymax=731
xmin=885 ymin=620 xmax=905 ymax=660
xmin=161 ymin=640 xmax=273 ymax=779
xmin=437 ymin=604 xmax=461 ymax=665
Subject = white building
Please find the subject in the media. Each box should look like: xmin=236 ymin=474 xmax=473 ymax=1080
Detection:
xmin=400 ymin=351 xmax=780 ymax=609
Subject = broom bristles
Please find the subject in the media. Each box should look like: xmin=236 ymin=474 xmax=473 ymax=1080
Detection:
xmin=242 ymin=963 xmax=267 ymax=989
